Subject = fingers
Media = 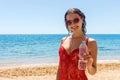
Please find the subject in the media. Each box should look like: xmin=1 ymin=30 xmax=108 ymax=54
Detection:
xmin=83 ymin=54 xmax=92 ymax=60
xmin=86 ymin=55 xmax=93 ymax=67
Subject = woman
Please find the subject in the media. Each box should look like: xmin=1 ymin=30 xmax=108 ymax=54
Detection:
xmin=56 ymin=8 xmax=98 ymax=80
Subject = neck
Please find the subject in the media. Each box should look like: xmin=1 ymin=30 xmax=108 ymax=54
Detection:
xmin=71 ymin=32 xmax=85 ymax=39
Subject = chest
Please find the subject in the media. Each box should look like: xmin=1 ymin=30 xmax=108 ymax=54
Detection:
xmin=59 ymin=45 xmax=79 ymax=62
xmin=62 ymin=39 xmax=81 ymax=55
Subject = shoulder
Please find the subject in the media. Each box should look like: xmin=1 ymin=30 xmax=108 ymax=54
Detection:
xmin=88 ymin=37 xmax=96 ymax=43
xmin=60 ymin=36 xmax=68 ymax=44
xmin=88 ymin=37 xmax=97 ymax=47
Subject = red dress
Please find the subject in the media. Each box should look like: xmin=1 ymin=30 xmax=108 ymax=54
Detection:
xmin=59 ymin=41 xmax=88 ymax=80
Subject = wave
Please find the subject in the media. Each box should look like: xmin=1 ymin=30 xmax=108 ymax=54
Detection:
xmin=99 ymin=47 xmax=120 ymax=51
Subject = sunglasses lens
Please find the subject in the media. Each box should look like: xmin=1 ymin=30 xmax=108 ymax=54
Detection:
xmin=74 ymin=18 xmax=79 ymax=23
xmin=66 ymin=21 xmax=72 ymax=25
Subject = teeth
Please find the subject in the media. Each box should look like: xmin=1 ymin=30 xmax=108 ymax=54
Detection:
xmin=72 ymin=26 xmax=78 ymax=29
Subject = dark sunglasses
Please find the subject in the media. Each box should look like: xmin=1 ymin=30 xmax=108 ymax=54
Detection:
xmin=66 ymin=18 xmax=80 ymax=26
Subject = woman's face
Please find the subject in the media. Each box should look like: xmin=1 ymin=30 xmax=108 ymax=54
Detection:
xmin=66 ymin=13 xmax=83 ymax=32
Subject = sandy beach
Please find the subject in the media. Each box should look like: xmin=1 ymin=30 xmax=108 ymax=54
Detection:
xmin=0 ymin=62 xmax=120 ymax=80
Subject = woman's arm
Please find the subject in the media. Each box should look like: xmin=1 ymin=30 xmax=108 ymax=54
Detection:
xmin=87 ymin=38 xmax=98 ymax=75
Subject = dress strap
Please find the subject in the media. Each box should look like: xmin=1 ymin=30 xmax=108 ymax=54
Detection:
xmin=86 ymin=37 xmax=89 ymax=46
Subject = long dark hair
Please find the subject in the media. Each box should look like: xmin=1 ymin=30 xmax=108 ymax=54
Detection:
xmin=64 ymin=8 xmax=87 ymax=35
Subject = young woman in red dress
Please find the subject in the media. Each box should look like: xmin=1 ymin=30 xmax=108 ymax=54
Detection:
xmin=56 ymin=8 xmax=98 ymax=80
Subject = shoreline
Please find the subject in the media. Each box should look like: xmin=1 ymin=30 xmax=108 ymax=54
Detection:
xmin=0 ymin=62 xmax=120 ymax=80
xmin=0 ymin=59 xmax=120 ymax=68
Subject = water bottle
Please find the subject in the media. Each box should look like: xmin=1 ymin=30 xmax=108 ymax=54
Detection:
xmin=78 ymin=40 xmax=88 ymax=70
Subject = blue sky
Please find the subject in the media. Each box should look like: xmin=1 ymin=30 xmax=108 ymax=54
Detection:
xmin=0 ymin=0 xmax=120 ymax=34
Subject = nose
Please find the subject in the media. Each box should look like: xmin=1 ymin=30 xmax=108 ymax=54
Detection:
xmin=70 ymin=22 xmax=76 ymax=26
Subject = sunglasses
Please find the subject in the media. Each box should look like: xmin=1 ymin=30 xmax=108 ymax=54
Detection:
xmin=66 ymin=18 xmax=80 ymax=26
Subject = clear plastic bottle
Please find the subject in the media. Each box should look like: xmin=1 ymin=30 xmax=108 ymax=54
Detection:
xmin=78 ymin=40 xmax=88 ymax=70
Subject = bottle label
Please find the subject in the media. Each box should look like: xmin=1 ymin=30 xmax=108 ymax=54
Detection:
xmin=79 ymin=47 xmax=86 ymax=59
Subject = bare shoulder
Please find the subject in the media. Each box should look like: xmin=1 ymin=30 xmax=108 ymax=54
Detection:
xmin=88 ymin=37 xmax=97 ymax=47
xmin=88 ymin=38 xmax=96 ymax=42
xmin=62 ymin=37 xmax=67 ymax=40
xmin=61 ymin=36 xmax=68 ymax=44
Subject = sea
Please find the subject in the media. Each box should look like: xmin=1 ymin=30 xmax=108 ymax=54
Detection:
xmin=0 ymin=34 xmax=120 ymax=67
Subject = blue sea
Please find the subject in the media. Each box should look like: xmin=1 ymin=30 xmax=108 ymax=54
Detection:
xmin=0 ymin=34 xmax=120 ymax=67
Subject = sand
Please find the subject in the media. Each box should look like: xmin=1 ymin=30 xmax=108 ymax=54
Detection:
xmin=0 ymin=62 xmax=120 ymax=80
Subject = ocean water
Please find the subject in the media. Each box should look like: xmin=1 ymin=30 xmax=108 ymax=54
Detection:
xmin=0 ymin=34 xmax=120 ymax=66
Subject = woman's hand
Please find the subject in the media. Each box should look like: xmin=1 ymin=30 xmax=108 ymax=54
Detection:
xmin=83 ymin=54 xmax=93 ymax=68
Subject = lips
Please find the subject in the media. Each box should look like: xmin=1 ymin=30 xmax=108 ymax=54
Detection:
xmin=71 ymin=26 xmax=79 ymax=29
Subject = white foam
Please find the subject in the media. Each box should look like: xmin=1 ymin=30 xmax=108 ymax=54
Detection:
xmin=97 ymin=60 xmax=120 ymax=63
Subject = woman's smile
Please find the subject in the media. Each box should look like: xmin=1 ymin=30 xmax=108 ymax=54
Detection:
xmin=71 ymin=26 xmax=79 ymax=30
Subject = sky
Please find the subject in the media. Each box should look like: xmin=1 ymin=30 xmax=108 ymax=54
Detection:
xmin=0 ymin=0 xmax=120 ymax=34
